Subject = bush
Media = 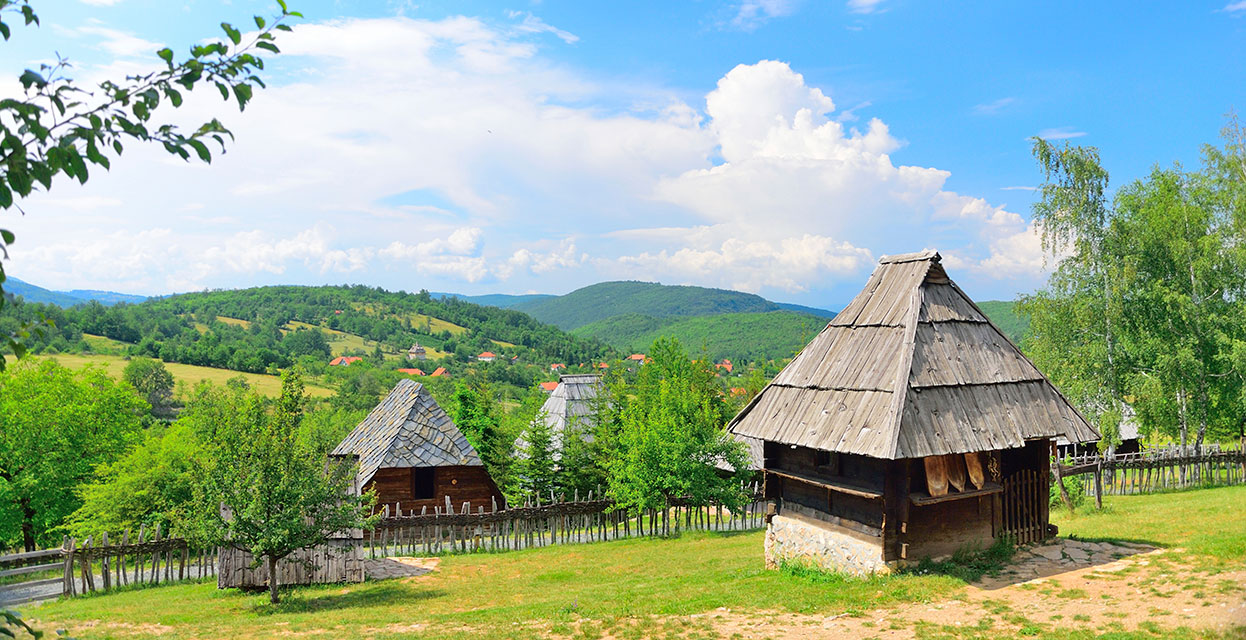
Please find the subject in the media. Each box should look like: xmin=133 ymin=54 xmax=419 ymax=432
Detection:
xmin=1050 ymin=461 xmax=1086 ymax=509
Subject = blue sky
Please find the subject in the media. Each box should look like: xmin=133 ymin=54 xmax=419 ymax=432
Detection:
xmin=3 ymin=1 xmax=1243 ymax=308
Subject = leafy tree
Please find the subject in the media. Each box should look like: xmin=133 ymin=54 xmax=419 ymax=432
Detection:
xmin=1021 ymin=123 xmax=1246 ymax=451
xmin=602 ymin=337 xmax=749 ymax=517
xmin=516 ymin=412 xmax=557 ymax=501
xmin=451 ymin=382 xmax=514 ymax=490
xmin=0 ymin=360 xmax=145 ymax=550
xmin=187 ymin=372 xmax=374 ymax=604
xmin=66 ymin=421 xmax=199 ymax=537
xmin=0 ymin=0 xmax=299 ymax=369
xmin=123 ymin=357 xmax=175 ymax=414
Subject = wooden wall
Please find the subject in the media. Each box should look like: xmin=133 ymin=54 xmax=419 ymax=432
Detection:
xmin=368 ymin=465 xmax=504 ymax=515
xmin=218 ymin=539 xmax=363 ymax=589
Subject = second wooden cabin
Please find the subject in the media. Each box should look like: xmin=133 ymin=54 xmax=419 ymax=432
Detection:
xmin=331 ymin=379 xmax=505 ymax=517
xmin=728 ymin=250 xmax=1099 ymax=575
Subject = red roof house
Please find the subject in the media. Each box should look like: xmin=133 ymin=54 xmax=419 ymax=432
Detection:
xmin=330 ymin=356 xmax=364 ymax=367
xmin=715 ymin=359 xmax=734 ymax=374
xmin=430 ymin=367 xmax=449 ymax=377
xmin=550 ymin=363 xmax=566 ymax=371
xmin=397 ymin=368 xmax=425 ymax=376
xmin=539 ymin=381 xmax=559 ymax=392
xmin=477 ymin=352 xmax=497 ymax=362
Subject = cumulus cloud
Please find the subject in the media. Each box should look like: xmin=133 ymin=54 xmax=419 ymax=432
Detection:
xmin=973 ymin=97 xmax=1016 ymax=115
xmin=6 ymin=15 xmax=1043 ymax=302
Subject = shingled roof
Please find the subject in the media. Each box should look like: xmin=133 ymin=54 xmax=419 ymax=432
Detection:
xmin=728 ymin=250 xmax=1099 ymax=460
xmin=331 ymin=379 xmax=482 ymax=486
xmin=516 ymin=374 xmax=603 ymax=457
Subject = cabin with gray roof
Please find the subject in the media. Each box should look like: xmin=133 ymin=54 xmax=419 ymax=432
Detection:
xmin=728 ymin=250 xmax=1098 ymax=575
xmin=331 ymin=379 xmax=504 ymax=514
xmin=516 ymin=374 xmax=603 ymax=458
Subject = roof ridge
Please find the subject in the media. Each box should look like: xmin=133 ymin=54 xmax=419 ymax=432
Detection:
xmin=878 ymin=249 xmax=940 ymax=264
xmin=880 ymin=261 xmax=928 ymax=459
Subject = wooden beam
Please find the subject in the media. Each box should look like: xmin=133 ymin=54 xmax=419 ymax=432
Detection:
xmin=765 ymin=468 xmax=883 ymax=499
xmin=910 ymin=482 xmax=1003 ymax=506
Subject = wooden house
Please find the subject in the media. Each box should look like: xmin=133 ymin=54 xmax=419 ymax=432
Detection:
xmin=727 ymin=250 xmax=1098 ymax=575
xmin=407 ymin=343 xmax=427 ymax=360
xmin=331 ymin=379 xmax=504 ymax=516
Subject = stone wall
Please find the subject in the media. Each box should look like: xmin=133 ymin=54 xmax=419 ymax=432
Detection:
xmin=764 ymin=508 xmax=892 ymax=576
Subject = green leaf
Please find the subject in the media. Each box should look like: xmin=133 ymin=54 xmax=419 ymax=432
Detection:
xmin=18 ymin=69 xmax=46 ymax=90
xmin=188 ymin=139 xmax=211 ymax=163
xmin=215 ymin=82 xmax=229 ymax=100
xmin=157 ymin=47 xmax=174 ymax=64
xmin=233 ymin=83 xmax=253 ymax=111
xmin=167 ymin=87 xmax=183 ymax=107
xmin=1 ymin=229 xmax=13 ymax=244
xmin=0 ymin=21 xmax=11 ymax=41
xmin=221 ymin=22 xmax=242 ymax=45
xmin=276 ymin=24 xmax=293 ymax=32
xmin=256 ymin=41 xmax=280 ymax=54
xmin=277 ymin=0 xmax=289 ymax=12
xmin=0 ymin=183 xmax=11 ymax=208
xmin=254 ymin=15 xmax=266 ymax=29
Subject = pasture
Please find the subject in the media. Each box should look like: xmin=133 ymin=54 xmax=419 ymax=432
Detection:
xmin=32 ymin=353 xmax=334 ymax=398
xmin=24 ymin=486 xmax=1246 ymax=639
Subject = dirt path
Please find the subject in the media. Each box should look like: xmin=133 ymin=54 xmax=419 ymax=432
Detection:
xmin=686 ymin=540 xmax=1246 ymax=639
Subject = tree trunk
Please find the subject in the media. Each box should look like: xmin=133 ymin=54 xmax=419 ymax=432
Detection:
xmin=19 ymin=496 xmax=36 ymax=552
xmin=267 ymin=555 xmax=280 ymax=604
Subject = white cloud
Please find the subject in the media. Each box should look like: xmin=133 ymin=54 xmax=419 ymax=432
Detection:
xmin=1037 ymin=126 xmax=1087 ymax=140
xmin=6 ymin=17 xmax=1045 ymax=301
xmin=732 ymin=0 xmax=796 ymax=30
xmin=973 ymin=97 xmax=1016 ymax=115
xmin=78 ymin=0 xmax=123 ymax=5
xmin=507 ymin=11 xmax=580 ymax=44
xmin=1000 ymin=186 xmax=1037 ymax=191
xmin=77 ymin=25 xmax=162 ymax=58
xmin=1223 ymin=1 xmax=1246 ymax=12
xmin=847 ymin=0 xmax=885 ymax=14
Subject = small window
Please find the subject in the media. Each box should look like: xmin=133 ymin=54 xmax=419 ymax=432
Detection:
xmin=412 ymin=467 xmax=435 ymax=500
xmin=814 ymin=450 xmax=840 ymax=475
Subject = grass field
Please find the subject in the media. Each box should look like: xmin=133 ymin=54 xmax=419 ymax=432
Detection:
xmin=284 ymin=321 xmax=452 ymax=360
xmin=33 ymin=353 xmax=334 ymax=398
xmin=25 ymin=487 xmax=1246 ymax=639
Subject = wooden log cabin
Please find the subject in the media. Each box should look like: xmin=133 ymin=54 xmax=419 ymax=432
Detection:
xmin=331 ymin=379 xmax=505 ymax=518
xmin=727 ymin=250 xmax=1099 ymax=575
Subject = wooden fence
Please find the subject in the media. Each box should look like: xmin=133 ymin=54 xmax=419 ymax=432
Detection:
xmin=367 ymin=489 xmax=766 ymax=558
xmin=1055 ymin=447 xmax=1246 ymax=509
xmin=0 ymin=524 xmax=217 ymax=605
xmin=1000 ymin=469 xmax=1048 ymax=545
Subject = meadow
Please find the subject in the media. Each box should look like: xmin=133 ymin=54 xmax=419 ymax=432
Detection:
xmin=32 ymin=353 xmax=335 ymax=398
xmin=24 ymin=486 xmax=1246 ymax=640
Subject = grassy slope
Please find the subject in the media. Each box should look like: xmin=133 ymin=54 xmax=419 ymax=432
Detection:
xmin=573 ymin=311 xmax=826 ymax=362
xmin=30 ymin=488 xmax=1246 ymax=639
xmin=514 ymin=281 xmax=781 ymax=330
xmin=978 ymin=300 xmax=1029 ymax=344
xmin=32 ymin=353 xmax=334 ymax=398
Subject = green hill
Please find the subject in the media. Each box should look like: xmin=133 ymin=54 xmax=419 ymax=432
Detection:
xmin=513 ymin=281 xmax=834 ymax=330
xmin=5 ymin=276 xmax=147 ymax=307
xmin=573 ymin=310 xmax=827 ymax=363
xmin=977 ymin=300 xmax=1029 ymax=344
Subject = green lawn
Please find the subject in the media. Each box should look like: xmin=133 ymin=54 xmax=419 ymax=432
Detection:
xmin=1052 ymin=484 xmax=1246 ymax=566
xmin=24 ymin=487 xmax=1246 ymax=640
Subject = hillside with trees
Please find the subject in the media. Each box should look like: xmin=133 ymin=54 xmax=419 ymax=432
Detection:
xmin=572 ymin=310 xmax=827 ymax=363
xmin=512 ymin=281 xmax=835 ymax=330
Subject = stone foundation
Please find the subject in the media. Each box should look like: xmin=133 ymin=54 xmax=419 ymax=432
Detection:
xmin=764 ymin=511 xmax=892 ymax=577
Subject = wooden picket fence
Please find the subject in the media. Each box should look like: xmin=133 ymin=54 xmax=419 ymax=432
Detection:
xmin=367 ymin=488 xmax=766 ymax=558
xmin=1055 ymin=446 xmax=1246 ymax=509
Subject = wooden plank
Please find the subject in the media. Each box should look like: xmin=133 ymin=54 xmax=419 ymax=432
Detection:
xmin=924 ymin=455 xmax=949 ymax=497
xmin=764 ymin=468 xmax=883 ymax=499
xmin=0 ymin=548 xmax=63 ymax=566
xmin=965 ymin=452 xmax=985 ymax=489
xmin=944 ymin=453 xmax=968 ymax=492
xmin=0 ymin=561 xmax=63 ymax=578
xmin=910 ymin=482 xmax=1003 ymax=506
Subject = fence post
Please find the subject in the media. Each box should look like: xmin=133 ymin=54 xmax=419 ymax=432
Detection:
xmin=1094 ymin=458 xmax=1104 ymax=510
xmin=62 ymin=536 xmax=75 ymax=598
